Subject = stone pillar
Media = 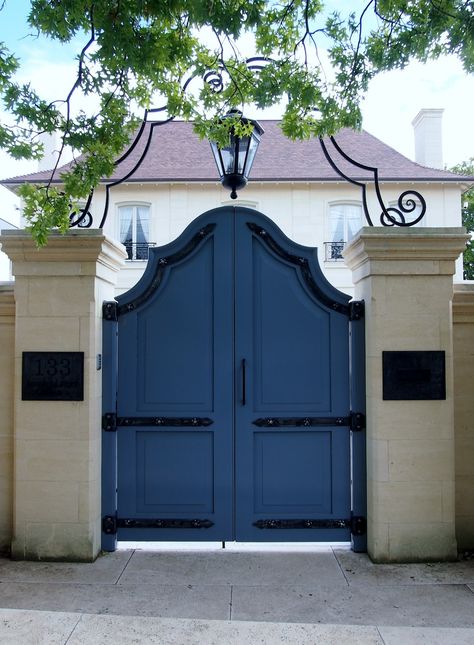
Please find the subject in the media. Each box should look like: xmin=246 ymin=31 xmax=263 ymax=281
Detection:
xmin=0 ymin=230 xmax=125 ymax=561
xmin=0 ymin=283 xmax=15 ymax=553
xmin=344 ymin=227 xmax=468 ymax=562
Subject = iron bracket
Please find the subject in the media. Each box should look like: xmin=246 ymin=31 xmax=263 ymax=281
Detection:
xmin=102 ymin=413 xmax=117 ymax=432
xmin=103 ymin=301 xmax=118 ymax=321
xmin=349 ymin=300 xmax=364 ymax=321
xmin=351 ymin=515 xmax=367 ymax=536
xmin=102 ymin=514 xmax=117 ymax=535
xmin=350 ymin=412 xmax=366 ymax=432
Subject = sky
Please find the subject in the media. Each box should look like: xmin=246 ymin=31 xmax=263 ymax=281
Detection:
xmin=0 ymin=1 xmax=473 ymax=227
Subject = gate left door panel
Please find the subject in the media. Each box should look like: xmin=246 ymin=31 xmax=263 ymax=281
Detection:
xmin=116 ymin=215 xmax=234 ymax=541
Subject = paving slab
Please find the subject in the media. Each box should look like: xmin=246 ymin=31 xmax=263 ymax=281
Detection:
xmin=231 ymin=583 xmax=474 ymax=626
xmin=0 ymin=582 xmax=231 ymax=620
xmin=334 ymin=549 xmax=474 ymax=586
xmin=378 ymin=625 xmax=474 ymax=644
xmin=119 ymin=550 xmax=347 ymax=586
xmin=0 ymin=550 xmax=131 ymax=584
xmin=68 ymin=614 xmax=384 ymax=645
xmin=0 ymin=608 xmax=80 ymax=645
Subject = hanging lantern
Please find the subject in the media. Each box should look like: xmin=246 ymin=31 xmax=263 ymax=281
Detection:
xmin=209 ymin=109 xmax=264 ymax=200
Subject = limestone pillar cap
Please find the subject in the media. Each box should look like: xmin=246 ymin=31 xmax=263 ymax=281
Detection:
xmin=0 ymin=229 xmax=127 ymax=273
xmin=344 ymin=226 xmax=469 ymax=277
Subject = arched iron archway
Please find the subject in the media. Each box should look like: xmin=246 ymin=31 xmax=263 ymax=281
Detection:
xmin=69 ymin=57 xmax=426 ymax=231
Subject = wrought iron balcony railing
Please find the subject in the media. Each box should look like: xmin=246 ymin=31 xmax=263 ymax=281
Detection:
xmin=324 ymin=241 xmax=346 ymax=261
xmin=123 ymin=242 xmax=156 ymax=261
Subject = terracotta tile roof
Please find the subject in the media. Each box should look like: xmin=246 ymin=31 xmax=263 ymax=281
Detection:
xmin=1 ymin=120 xmax=470 ymax=186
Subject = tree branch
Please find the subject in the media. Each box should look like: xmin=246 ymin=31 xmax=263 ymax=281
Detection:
xmin=45 ymin=6 xmax=96 ymax=192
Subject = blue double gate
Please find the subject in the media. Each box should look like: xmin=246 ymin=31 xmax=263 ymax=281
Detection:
xmin=102 ymin=207 xmax=366 ymax=550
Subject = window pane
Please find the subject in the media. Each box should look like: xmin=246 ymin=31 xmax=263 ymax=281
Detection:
xmin=329 ymin=204 xmax=362 ymax=242
xmin=346 ymin=205 xmax=362 ymax=239
xmin=136 ymin=206 xmax=149 ymax=244
xmin=329 ymin=206 xmax=345 ymax=242
xmin=119 ymin=207 xmax=133 ymax=244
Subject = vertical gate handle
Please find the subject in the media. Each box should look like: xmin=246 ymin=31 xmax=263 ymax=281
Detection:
xmin=241 ymin=358 xmax=246 ymax=406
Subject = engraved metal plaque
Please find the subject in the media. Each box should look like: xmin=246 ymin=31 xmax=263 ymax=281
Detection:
xmin=382 ymin=351 xmax=446 ymax=401
xmin=22 ymin=352 xmax=84 ymax=401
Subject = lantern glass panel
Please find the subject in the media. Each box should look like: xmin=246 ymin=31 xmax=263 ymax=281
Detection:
xmin=221 ymin=142 xmax=236 ymax=174
xmin=245 ymin=133 xmax=260 ymax=175
xmin=210 ymin=141 xmax=224 ymax=178
xmin=237 ymin=135 xmax=250 ymax=174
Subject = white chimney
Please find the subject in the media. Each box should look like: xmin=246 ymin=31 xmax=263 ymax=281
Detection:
xmin=37 ymin=131 xmax=59 ymax=171
xmin=411 ymin=109 xmax=444 ymax=169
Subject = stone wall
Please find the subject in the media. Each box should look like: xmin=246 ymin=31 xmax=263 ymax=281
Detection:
xmin=453 ymin=283 xmax=474 ymax=551
xmin=344 ymin=227 xmax=468 ymax=562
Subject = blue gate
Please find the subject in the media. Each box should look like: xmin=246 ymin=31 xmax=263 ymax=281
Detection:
xmin=102 ymin=207 xmax=366 ymax=549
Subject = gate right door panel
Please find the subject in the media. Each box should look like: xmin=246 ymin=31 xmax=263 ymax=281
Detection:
xmin=234 ymin=214 xmax=352 ymax=541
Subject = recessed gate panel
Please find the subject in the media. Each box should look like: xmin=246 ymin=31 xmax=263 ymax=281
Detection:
xmin=102 ymin=207 xmax=366 ymax=547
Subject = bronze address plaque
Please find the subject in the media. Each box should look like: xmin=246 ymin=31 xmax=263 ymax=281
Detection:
xmin=382 ymin=350 xmax=446 ymax=401
xmin=22 ymin=352 xmax=84 ymax=401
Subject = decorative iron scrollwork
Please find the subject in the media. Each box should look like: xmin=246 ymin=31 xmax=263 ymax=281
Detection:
xmin=69 ymin=58 xmax=273 ymax=230
xmin=319 ymin=136 xmax=427 ymax=228
xmin=69 ymin=192 xmax=94 ymax=228
xmin=380 ymin=190 xmax=426 ymax=227
xmin=115 ymin=223 xmax=215 ymax=316
xmin=247 ymin=222 xmax=350 ymax=316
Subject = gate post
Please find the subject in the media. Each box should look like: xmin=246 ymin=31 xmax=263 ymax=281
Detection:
xmin=344 ymin=227 xmax=468 ymax=562
xmin=0 ymin=230 xmax=125 ymax=561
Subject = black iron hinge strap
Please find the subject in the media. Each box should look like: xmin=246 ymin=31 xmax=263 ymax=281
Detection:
xmin=121 ymin=416 xmax=213 ymax=427
xmin=253 ymin=516 xmax=366 ymax=535
xmin=253 ymin=412 xmax=365 ymax=430
xmin=103 ymin=516 xmax=214 ymax=533
xmin=102 ymin=415 xmax=213 ymax=431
